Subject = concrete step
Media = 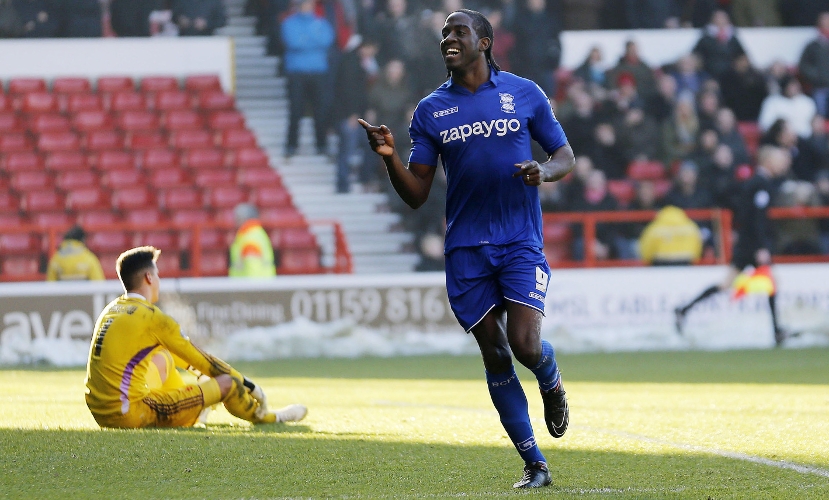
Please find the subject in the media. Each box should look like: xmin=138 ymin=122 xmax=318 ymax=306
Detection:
xmin=234 ymin=44 xmax=266 ymax=57
xmin=229 ymin=16 xmax=257 ymax=27
xmin=352 ymin=253 xmax=420 ymax=272
xmin=235 ymin=86 xmax=286 ymax=99
xmin=236 ymin=55 xmax=280 ymax=71
xmin=236 ymin=65 xmax=276 ymax=78
xmin=216 ymin=25 xmax=254 ymax=37
xmin=232 ymin=36 xmax=266 ymax=47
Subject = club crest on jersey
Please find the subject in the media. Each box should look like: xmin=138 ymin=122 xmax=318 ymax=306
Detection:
xmin=499 ymin=93 xmax=516 ymax=114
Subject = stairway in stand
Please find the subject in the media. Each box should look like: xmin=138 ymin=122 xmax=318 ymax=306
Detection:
xmin=217 ymin=0 xmax=420 ymax=274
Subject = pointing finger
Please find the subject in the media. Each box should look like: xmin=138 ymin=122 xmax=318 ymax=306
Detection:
xmin=357 ymin=118 xmax=372 ymax=130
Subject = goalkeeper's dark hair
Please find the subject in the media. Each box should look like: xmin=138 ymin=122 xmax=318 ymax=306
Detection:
xmin=452 ymin=9 xmax=500 ymax=74
xmin=116 ymin=246 xmax=161 ymax=291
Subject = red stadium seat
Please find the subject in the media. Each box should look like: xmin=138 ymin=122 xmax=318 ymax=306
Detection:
xmin=2 ymin=256 xmax=40 ymax=277
xmin=53 ymin=77 xmax=92 ymax=94
xmin=21 ymin=92 xmax=59 ymax=113
xmin=260 ymin=207 xmax=306 ymax=225
xmin=66 ymin=93 xmax=104 ymax=113
xmin=149 ymin=169 xmax=190 ymax=189
xmin=0 ymin=213 xmax=24 ymax=229
xmin=108 ymin=91 xmax=146 ymax=112
xmin=627 ymin=160 xmax=665 ymax=181
xmin=155 ymin=251 xmax=181 ymax=275
xmin=96 ymin=76 xmax=135 ymax=93
xmin=279 ymin=228 xmax=317 ymax=249
xmin=182 ymin=148 xmax=223 ymax=169
xmin=96 ymin=150 xmax=136 ymax=171
xmin=737 ymin=121 xmax=760 ymax=159
xmin=56 ymin=170 xmax=97 ymax=190
xmin=66 ymin=187 xmax=109 ymax=211
xmin=250 ymin=186 xmax=292 ymax=207
xmin=230 ymin=147 xmax=269 ymax=169
xmin=194 ymin=169 xmax=233 ymax=188
xmin=206 ymin=186 xmax=247 ymax=209
xmin=161 ymin=110 xmax=203 ymax=130
xmin=37 ymin=131 xmax=80 ymax=152
xmin=219 ymin=129 xmax=257 ymax=149
xmin=117 ymin=110 xmax=159 ymax=132
xmin=278 ymin=249 xmax=321 ymax=274
xmin=206 ymin=110 xmax=245 ymax=130
xmin=11 ymin=171 xmax=52 ymax=191
xmin=133 ymin=230 xmax=176 ymax=249
xmin=0 ymin=112 xmax=23 ymax=132
xmin=124 ymin=208 xmax=164 ymax=225
xmin=178 ymin=227 xmax=229 ymax=252
xmin=170 ymin=129 xmax=212 ymax=149
xmin=140 ymin=76 xmax=179 ymax=93
xmin=543 ymin=243 xmax=571 ymax=264
xmin=542 ymin=223 xmax=572 ymax=244
xmin=170 ymin=209 xmax=210 ymax=225
xmin=160 ymin=187 xmax=202 ymax=210
xmin=125 ymin=131 xmax=167 ymax=150
xmin=654 ymin=179 xmax=673 ymax=199
xmin=213 ymin=208 xmax=236 ymax=225
xmin=140 ymin=148 xmax=178 ymax=170
xmin=607 ymin=180 xmax=636 ymax=207
xmin=45 ymin=151 xmax=87 ymax=171
xmin=100 ymin=168 xmax=143 ymax=188
xmin=87 ymin=231 xmax=130 ymax=254
xmin=0 ymin=192 xmax=19 ymax=213
xmin=8 ymin=78 xmax=47 ymax=94
xmin=2 ymin=151 xmax=43 ymax=171
xmin=76 ymin=210 xmax=120 ymax=226
xmin=111 ymin=186 xmax=154 ymax=210
xmin=0 ymin=133 xmax=34 ymax=152
xmin=83 ymin=130 xmax=124 ymax=151
xmin=0 ymin=94 xmax=11 ymax=112
xmin=184 ymin=75 xmax=222 ymax=93
xmin=31 ymin=211 xmax=73 ymax=228
xmin=71 ymin=110 xmax=112 ymax=132
xmin=29 ymin=113 xmax=71 ymax=133
xmin=197 ymin=251 xmax=228 ymax=275
xmin=197 ymin=90 xmax=234 ymax=110
xmin=237 ymin=167 xmax=281 ymax=187
xmin=21 ymin=190 xmax=63 ymax=211
xmin=152 ymin=90 xmax=192 ymax=111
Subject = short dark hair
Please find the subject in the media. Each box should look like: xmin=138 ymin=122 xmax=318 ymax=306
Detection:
xmin=63 ymin=225 xmax=86 ymax=242
xmin=452 ymin=9 xmax=500 ymax=74
xmin=116 ymin=246 xmax=160 ymax=291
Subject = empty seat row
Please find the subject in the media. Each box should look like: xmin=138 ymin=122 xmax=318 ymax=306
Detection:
xmin=2 ymin=75 xmax=222 ymax=95
xmin=0 ymin=90 xmax=235 ymax=114
xmin=0 ymin=130 xmax=261 ymax=153
xmin=0 ymin=110 xmax=246 ymax=134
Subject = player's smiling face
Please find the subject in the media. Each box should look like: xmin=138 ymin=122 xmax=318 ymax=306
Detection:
xmin=440 ymin=13 xmax=487 ymax=72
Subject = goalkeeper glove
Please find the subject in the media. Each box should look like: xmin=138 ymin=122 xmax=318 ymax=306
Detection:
xmin=243 ymin=377 xmax=270 ymax=419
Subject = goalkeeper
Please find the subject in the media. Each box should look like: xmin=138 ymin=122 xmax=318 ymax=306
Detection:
xmin=84 ymin=246 xmax=307 ymax=428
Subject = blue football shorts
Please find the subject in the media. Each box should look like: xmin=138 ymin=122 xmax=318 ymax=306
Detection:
xmin=445 ymin=243 xmax=551 ymax=332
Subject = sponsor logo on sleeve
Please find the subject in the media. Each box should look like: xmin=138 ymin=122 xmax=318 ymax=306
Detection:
xmin=433 ymin=106 xmax=459 ymax=118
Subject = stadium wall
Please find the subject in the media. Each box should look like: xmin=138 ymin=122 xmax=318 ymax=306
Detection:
xmin=0 ymin=265 xmax=826 ymax=365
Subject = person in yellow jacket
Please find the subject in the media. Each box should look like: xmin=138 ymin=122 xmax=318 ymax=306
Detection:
xmin=46 ymin=226 xmax=105 ymax=281
xmin=638 ymin=205 xmax=703 ymax=265
xmin=229 ymin=203 xmax=276 ymax=278
xmin=85 ymin=245 xmax=306 ymax=428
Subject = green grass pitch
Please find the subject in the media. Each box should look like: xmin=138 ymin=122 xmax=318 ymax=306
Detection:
xmin=1 ymin=348 xmax=828 ymax=499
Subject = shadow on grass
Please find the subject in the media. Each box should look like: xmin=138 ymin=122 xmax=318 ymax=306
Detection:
xmin=2 ymin=428 xmax=827 ymax=499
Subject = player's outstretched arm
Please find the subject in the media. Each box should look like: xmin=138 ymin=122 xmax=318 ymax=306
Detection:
xmin=358 ymin=118 xmax=436 ymax=209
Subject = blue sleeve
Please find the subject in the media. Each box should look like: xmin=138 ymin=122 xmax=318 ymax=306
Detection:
xmin=527 ymin=83 xmax=567 ymax=155
xmin=408 ymin=103 xmax=439 ymax=167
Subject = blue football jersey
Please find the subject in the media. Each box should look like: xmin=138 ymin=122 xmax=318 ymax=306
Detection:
xmin=409 ymin=69 xmax=568 ymax=252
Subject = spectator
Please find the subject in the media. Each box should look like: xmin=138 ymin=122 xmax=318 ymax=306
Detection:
xmin=372 ymin=0 xmax=416 ymax=65
xmin=111 ymin=0 xmax=164 ymax=36
xmin=659 ymin=91 xmax=699 ymax=164
xmin=589 ymin=122 xmax=627 ymax=179
xmin=696 ymin=88 xmax=721 ymax=131
xmin=229 ymin=203 xmax=276 ymax=277
xmin=568 ymin=169 xmax=620 ymax=260
xmin=562 ymin=155 xmax=595 ymax=208
xmin=408 ymin=9 xmax=450 ymax=98
xmin=46 ymin=226 xmax=105 ymax=281
xmin=512 ymin=0 xmax=561 ymax=97
xmin=814 ymin=169 xmax=829 ymax=252
xmin=487 ymin=9 xmax=515 ymax=72
xmin=762 ymin=118 xmax=823 ymax=181
xmin=623 ymin=0 xmax=681 ymax=29
xmin=719 ymin=53 xmax=768 ymax=122
xmin=781 ymin=0 xmax=829 ymax=27
xmin=618 ymin=179 xmax=664 ymax=258
xmin=730 ymin=0 xmax=781 ymax=27
xmin=55 ymin=0 xmax=102 ymax=37
xmin=561 ymin=87 xmax=598 ymax=156
xmin=687 ymin=128 xmax=720 ymax=172
xmin=807 ymin=115 xmax=829 ymax=168
xmin=12 ymin=0 xmax=57 ymax=37
xmin=699 ymin=143 xmax=740 ymax=209
xmin=646 ymin=73 xmax=678 ymax=124
xmin=798 ymin=12 xmax=829 ymax=118
xmin=617 ymin=105 xmax=659 ymax=162
xmin=333 ymin=34 xmax=371 ymax=193
xmin=692 ymin=9 xmax=746 ymax=82
xmin=776 ymin=179 xmax=822 ymax=255
xmin=672 ymin=53 xmax=709 ymax=97
xmin=281 ymin=0 xmax=335 ymax=157
xmin=606 ymin=40 xmax=657 ymax=100
xmin=758 ymin=75 xmax=817 ymax=139
xmin=664 ymin=160 xmax=714 ymax=209
xmin=573 ymin=46 xmax=606 ymax=91
xmin=562 ymin=0 xmax=601 ymax=30
xmin=367 ymin=59 xmax=413 ymax=159
xmin=639 ymin=206 xmax=703 ymax=265
xmin=715 ymin=107 xmax=751 ymax=165
xmin=172 ymin=0 xmax=226 ymax=36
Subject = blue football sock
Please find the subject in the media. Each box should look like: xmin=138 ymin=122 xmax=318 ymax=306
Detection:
xmin=486 ymin=366 xmax=546 ymax=464
xmin=530 ymin=340 xmax=561 ymax=393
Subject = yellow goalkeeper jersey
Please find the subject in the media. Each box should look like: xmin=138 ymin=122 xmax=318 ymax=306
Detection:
xmin=84 ymin=293 xmax=241 ymax=418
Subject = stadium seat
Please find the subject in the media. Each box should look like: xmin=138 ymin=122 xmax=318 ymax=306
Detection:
xmin=197 ymin=251 xmax=228 ymax=276
xmin=155 ymin=251 xmax=181 ymax=276
xmin=278 ymin=249 xmax=321 ymax=274
xmin=140 ymin=76 xmax=179 ymax=93
xmin=101 ymin=168 xmax=143 ymax=189
xmin=125 ymin=131 xmax=167 ymax=150
xmin=140 ymin=148 xmax=178 ymax=170
xmin=250 ymin=186 xmax=292 ymax=207
xmin=37 ymin=131 xmax=80 ymax=152
xmin=124 ymin=208 xmax=164 ymax=225
xmin=162 ymin=110 xmax=204 ymax=130
xmin=0 ymin=133 xmax=34 ymax=152
xmin=117 ymin=110 xmax=159 ymax=132
xmin=2 ymin=151 xmax=43 ymax=171
xmin=83 ymin=130 xmax=125 ymax=151
xmin=218 ymin=129 xmax=257 ymax=149
xmin=66 ymin=93 xmax=104 ymax=113
xmin=279 ymin=228 xmax=318 ymax=249
xmin=0 ymin=192 xmax=19 ymax=213
xmin=0 ymin=94 xmax=11 ymax=112
xmin=96 ymin=76 xmax=135 ymax=93
xmin=197 ymin=90 xmax=234 ymax=110
xmin=96 ymin=150 xmax=136 ymax=171
xmin=231 ymin=147 xmax=269 ymax=169
xmin=45 ymin=151 xmax=87 ymax=172
xmin=627 ymin=160 xmax=665 ymax=181
xmin=20 ymin=190 xmax=63 ymax=211
xmin=71 ymin=110 xmax=112 ymax=132
xmin=543 ymin=244 xmax=571 ymax=264
xmin=8 ymin=78 xmax=47 ymax=94
xmin=21 ymin=92 xmax=59 ymax=113
xmin=97 ymin=253 xmax=121 ymax=279
xmin=206 ymin=186 xmax=247 ymax=209
xmin=169 ymin=129 xmax=212 ymax=149
xmin=11 ymin=171 xmax=52 ymax=191
xmin=56 ymin=170 xmax=97 ymax=190
xmin=111 ymin=186 xmax=154 ymax=210
xmin=182 ymin=148 xmax=224 ymax=169
xmin=194 ymin=169 xmax=234 ymax=188
xmin=260 ymin=206 xmax=306 ymax=225
xmin=184 ymin=75 xmax=222 ymax=93
xmin=737 ymin=121 xmax=761 ymax=159
xmin=66 ymin=188 xmax=109 ymax=211
xmin=151 ymin=90 xmax=192 ymax=111
xmin=206 ymin=110 xmax=245 ymax=130
xmin=177 ymin=227 xmax=230 ymax=251
xmin=31 ymin=211 xmax=72 ymax=228
xmin=87 ymin=231 xmax=130 ymax=254
xmin=149 ymin=168 xmax=190 ymax=189
xmin=0 ymin=112 xmax=22 ymax=132
xmin=237 ymin=167 xmax=282 ymax=187
xmin=213 ymin=208 xmax=236 ymax=224
xmin=654 ymin=179 xmax=673 ymax=199
xmin=160 ymin=187 xmax=202 ymax=210
xmin=108 ymin=91 xmax=146 ymax=112
xmin=543 ymin=223 xmax=572 ymax=244
xmin=53 ymin=77 xmax=92 ymax=94
xmin=133 ymin=230 xmax=176 ymax=249
xmin=2 ymin=256 xmax=40 ymax=277
xmin=76 ymin=210 xmax=120 ymax=226
xmin=29 ymin=113 xmax=71 ymax=133
xmin=0 ymin=213 xmax=24 ymax=229
xmin=170 ymin=209 xmax=210 ymax=225
xmin=607 ymin=180 xmax=636 ymax=207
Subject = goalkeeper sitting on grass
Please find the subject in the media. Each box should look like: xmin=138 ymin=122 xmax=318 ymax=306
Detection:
xmin=84 ymin=246 xmax=307 ymax=428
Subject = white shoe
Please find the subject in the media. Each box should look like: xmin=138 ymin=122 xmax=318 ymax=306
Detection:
xmin=198 ymin=404 xmax=218 ymax=424
xmin=274 ymin=404 xmax=308 ymax=423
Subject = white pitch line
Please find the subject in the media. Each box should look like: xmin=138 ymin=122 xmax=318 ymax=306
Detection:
xmin=374 ymin=400 xmax=829 ymax=479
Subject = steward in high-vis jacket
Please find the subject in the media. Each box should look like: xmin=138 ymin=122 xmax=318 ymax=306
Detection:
xmin=229 ymin=203 xmax=276 ymax=278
